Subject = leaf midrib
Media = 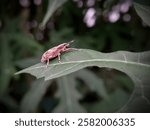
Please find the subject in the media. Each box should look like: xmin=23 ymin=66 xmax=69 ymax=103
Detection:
xmin=27 ymin=59 xmax=150 ymax=70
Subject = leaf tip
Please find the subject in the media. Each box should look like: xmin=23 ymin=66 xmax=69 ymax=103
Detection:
xmin=14 ymin=71 xmax=21 ymax=75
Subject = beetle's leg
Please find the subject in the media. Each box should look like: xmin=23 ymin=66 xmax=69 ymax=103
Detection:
xmin=46 ymin=59 xmax=49 ymax=68
xmin=58 ymin=53 xmax=61 ymax=63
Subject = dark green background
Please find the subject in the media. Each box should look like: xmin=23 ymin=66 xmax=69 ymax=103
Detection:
xmin=0 ymin=0 xmax=150 ymax=112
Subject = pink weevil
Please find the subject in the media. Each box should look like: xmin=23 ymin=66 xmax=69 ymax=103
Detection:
xmin=41 ymin=40 xmax=77 ymax=67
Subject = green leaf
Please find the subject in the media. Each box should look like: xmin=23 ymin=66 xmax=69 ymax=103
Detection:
xmin=10 ymin=33 xmax=43 ymax=55
xmin=0 ymin=35 xmax=15 ymax=95
xmin=53 ymin=76 xmax=86 ymax=112
xmin=0 ymin=95 xmax=19 ymax=112
xmin=40 ymin=0 xmax=68 ymax=28
xmin=86 ymin=89 xmax=130 ymax=113
xmin=134 ymin=2 xmax=150 ymax=27
xmin=133 ymin=0 xmax=150 ymax=6
xmin=73 ymin=69 xmax=108 ymax=98
xmin=21 ymin=78 xmax=52 ymax=112
xmin=15 ymin=49 xmax=150 ymax=112
xmin=53 ymin=69 xmax=108 ymax=112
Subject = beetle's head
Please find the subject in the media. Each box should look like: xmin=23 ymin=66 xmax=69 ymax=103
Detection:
xmin=41 ymin=55 xmax=46 ymax=63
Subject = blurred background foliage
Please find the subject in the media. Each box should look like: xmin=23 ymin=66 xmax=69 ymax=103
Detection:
xmin=0 ymin=0 xmax=150 ymax=112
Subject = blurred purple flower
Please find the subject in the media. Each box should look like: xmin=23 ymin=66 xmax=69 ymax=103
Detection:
xmin=108 ymin=11 xmax=120 ymax=23
xmin=87 ymin=0 xmax=95 ymax=7
xmin=33 ymin=0 xmax=42 ymax=6
xmin=84 ymin=8 xmax=96 ymax=27
xmin=19 ymin=0 xmax=30 ymax=7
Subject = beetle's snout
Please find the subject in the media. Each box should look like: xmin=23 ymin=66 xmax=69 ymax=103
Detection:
xmin=68 ymin=40 xmax=74 ymax=44
xmin=66 ymin=40 xmax=74 ymax=46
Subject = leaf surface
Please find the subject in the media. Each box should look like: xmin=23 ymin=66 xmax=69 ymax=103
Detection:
xmin=73 ymin=69 xmax=108 ymax=98
xmin=53 ymin=76 xmax=86 ymax=112
xmin=134 ymin=2 xmax=150 ymax=27
xmin=40 ymin=0 xmax=67 ymax=28
xmin=0 ymin=35 xmax=14 ymax=95
xmin=15 ymin=49 xmax=150 ymax=112
xmin=21 ymin=78 xmax=52 ymax=112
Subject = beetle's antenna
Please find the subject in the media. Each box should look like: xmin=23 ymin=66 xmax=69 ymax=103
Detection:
xmin=68 ymin=40 xmax=74 ymax=44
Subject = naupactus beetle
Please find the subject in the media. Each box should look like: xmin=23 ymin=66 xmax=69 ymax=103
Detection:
xmin=41 ymin=40 xmax=77 ymax=67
